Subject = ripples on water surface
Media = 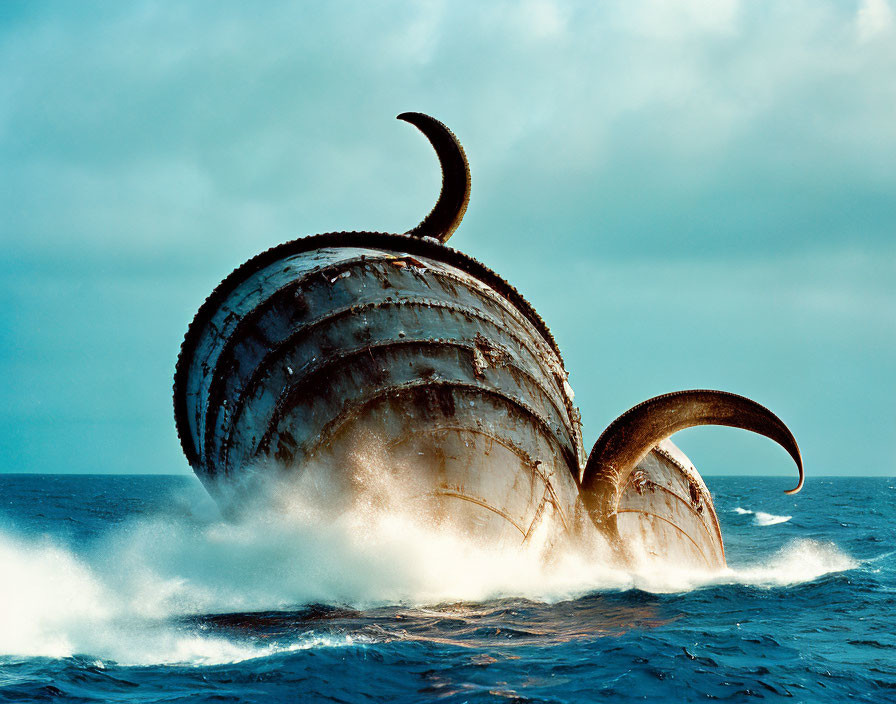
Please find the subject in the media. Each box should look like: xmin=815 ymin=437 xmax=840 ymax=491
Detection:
xmin=0 ymin=475 xmax=893 ymax=703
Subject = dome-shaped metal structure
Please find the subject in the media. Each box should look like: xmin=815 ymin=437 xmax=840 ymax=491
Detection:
xmin=174 ymin=113 xmax=803 ymax=567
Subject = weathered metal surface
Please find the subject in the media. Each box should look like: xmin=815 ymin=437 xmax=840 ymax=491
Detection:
xmin=175 ymin=233 xmax=586 ymax=545
xmin=173 ymin=112 xmax=804 ymax=566
xmin=616 ymin=440 xmax=727 ymax=569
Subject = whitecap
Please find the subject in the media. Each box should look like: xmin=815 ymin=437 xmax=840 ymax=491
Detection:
xmin=731 ymin=506 xmax=792 ymax=525
xmin=753 ymin=511 xmax=792 ymax=526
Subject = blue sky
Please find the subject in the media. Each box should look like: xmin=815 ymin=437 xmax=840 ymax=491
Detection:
xmin=1 ymin=0 xmax=894 ymax=478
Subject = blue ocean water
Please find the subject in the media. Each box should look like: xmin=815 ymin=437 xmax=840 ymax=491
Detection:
xmin=0 ymin=475 xmax=893 ymax=703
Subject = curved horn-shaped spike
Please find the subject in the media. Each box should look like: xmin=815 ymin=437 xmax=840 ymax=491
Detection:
xmin=398 ymin=112 xmax=470 ymax=243
xmin=580 ymin=390 xmax=804 ymax=525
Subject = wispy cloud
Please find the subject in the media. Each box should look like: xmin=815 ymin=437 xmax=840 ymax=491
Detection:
xmin=857 ymin=0 xmax=895 ymax=41
xmin=1 ymin=1 xmax=893 ymax=262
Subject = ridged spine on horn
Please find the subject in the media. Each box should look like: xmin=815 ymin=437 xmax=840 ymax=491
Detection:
xmin=398 ymin=112 xmax=471 ymax=243
xmin=579 ymin=390 xmax=804 ymax=531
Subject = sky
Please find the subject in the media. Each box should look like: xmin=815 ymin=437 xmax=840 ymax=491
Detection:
xmin=1 ymin=0 xmax=894 ymax=479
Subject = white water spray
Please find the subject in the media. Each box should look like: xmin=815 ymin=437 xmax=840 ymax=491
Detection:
xmin=0 ymin=471 xmax=858 ymax=666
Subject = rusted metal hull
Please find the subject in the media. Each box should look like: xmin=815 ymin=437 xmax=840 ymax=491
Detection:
xmin=174 ymin=232 xmax=727 ymax=562
xmin=173 ymin=112 xmax=803 ymax=569
xmin=175 ymin=233 xmax=586 ymax=546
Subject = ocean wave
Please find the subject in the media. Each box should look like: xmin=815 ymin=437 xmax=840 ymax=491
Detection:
xmin=754 ymin=511 xmax=792 ymax=526
xmin=702 ymin=539 xmax=855 ymax=590
xmin=0 ymin=484 xmax=859 ymax=666
xmin=0 ymin=530 xmax=369 ymax=665
xmin=732 ymin=506 xmax=792 ymax=526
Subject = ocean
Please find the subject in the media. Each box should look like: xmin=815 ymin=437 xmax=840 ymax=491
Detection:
xmin=0 ymin=474 xmax=893 ymax=703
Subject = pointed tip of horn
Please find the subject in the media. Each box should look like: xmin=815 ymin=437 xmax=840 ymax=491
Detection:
xmin=397 ymin=112 xmax=471 ymax=244
xmin=784 ymin=454 xmax=804 ymax=494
